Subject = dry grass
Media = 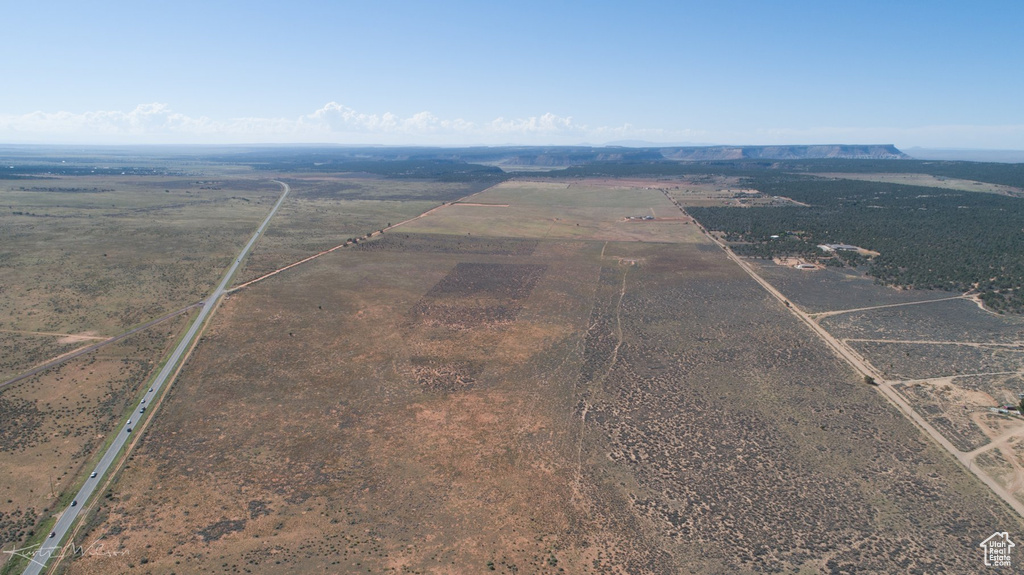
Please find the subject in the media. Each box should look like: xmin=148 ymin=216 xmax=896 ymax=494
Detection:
xmin=0 ymin=173 xmax=283 ymax=568
xmin=397 ymin=180 xmax=706 ymax=243
xmin=62 ymin=182 xmax=1024 ymax=574
xmin=815 ymin=172 xmax=1024 ymax=197
xmin=0 ymin=315 xmax=187 ymax=551
xmin=0 ymin=175 xmax=281 ymax=338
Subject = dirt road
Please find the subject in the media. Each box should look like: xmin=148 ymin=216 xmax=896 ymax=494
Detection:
xmin=808 ymin=295 xmax=968 ymax=319
xmin=229 ymin=182 xmax=506 ymax=294
xmin=0 ymin=303 xmax=202 ymax=391
xmin=663 ymin=189 xmax=1024 ymax=518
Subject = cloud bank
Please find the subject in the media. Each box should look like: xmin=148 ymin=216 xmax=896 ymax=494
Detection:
xmin=0 ymin=102 xmax=699 ymax=146
xmin=1 ymin=102 xmax=1022 ymax=148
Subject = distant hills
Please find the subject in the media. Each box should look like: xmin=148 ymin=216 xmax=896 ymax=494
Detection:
xmin=659 ymin=144 xmax=909 ymax=161
xmin=0 ymin=143 xmax=919 ymax=176
xmin=904 ymin=147 xmax=1024 ymax=163
xmin=130 ymin=144 xmax=908 ymax=171
xmin=452 ymin=144 xmax=909 ymax=168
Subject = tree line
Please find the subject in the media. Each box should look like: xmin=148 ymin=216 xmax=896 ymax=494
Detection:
xmin=688 ymin=176 xmax=1024 ymax=313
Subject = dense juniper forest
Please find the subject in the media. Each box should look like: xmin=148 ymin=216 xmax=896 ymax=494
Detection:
xmin=688 ymin=176 xmax=1024 ymax=313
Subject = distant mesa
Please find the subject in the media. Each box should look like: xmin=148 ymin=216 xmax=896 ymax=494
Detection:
xmin=659 ymin=144 xmax=909 ymax=161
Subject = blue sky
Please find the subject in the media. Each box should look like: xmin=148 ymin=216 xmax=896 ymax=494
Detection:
xmin=1 ymin=1 xmax=1022 ymax=148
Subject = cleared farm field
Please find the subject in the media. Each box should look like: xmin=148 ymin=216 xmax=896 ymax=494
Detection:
xmin=64 ymin=181 xmax=1024 ymax=575
xmin=397 ymin=180 xmax=705 ymax=243
xmin=67 ymin=239 xmax=602 ymax=574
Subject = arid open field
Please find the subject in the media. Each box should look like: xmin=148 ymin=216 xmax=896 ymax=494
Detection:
xmin=0 ymin=175 xmax=284 ymax=387
xmin=749 ymin=261 xmax=958 ymax=315
xmin=234 ymin=177 xmax=487 ymax=286
xmin=760 ymin=259 xmax=1024 ymax=523
xmin=53 ymin=179 xmax=1024 ymax=574
xmin=0 ymin=314 xmax=189 ymax=559
xmin=0 ymin=172 xmax=286 ymax=572
xmin=813 ymin=173 xmax=1024 ymax=197
xmin=0 ymin=176 xmax=281 ymax=336
xmin=818 ymin=298 xmax=1024 ymax=344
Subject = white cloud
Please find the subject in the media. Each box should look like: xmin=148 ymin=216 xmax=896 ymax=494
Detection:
xmin=489 ymin=112 xmax=578 ymax=134
xmin=295 ymin=103 xmax=583 ymax=141
xmin=3 ymin=103 xmax=217 ymax=137
xmin=2 ymin=102 xmax=1022 ymax=148
xmin=0 ymin=102 xmax=660 ymax=145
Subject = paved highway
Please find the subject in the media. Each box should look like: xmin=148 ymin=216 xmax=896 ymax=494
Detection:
xmin=20 ymin=181 xmax=289 ymax=575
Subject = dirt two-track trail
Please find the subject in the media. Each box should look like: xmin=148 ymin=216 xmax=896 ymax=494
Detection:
xmin=666 ymin=191 xmax=1024 ymax=519
xmin=574 ymin=243 xmax=630 ymax=501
